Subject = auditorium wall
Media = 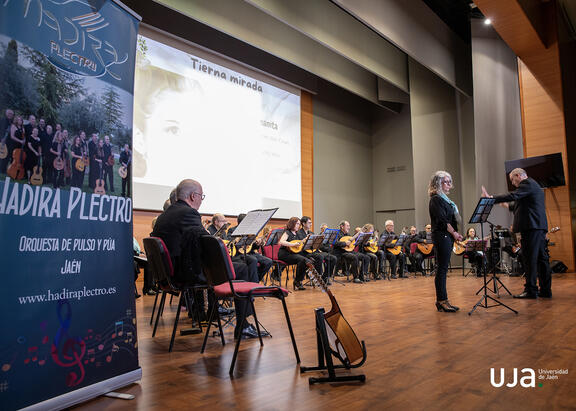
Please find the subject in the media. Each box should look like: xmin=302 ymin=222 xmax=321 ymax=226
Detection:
xmin=470 ymin=21 xmax=523 ymax=228
xmin=313 ymin=95 xmax=373 ymax=230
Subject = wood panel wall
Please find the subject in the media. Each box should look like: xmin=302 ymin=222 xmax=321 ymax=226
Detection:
xmin=518 ymin=60 xmax=574 ymax=270
xmin=134 ymin=90 xmax=315 ymax=245
xmin=476 ymin=0 xmax=574 ymax=270
xmin=301 ymin=91 xmax=314 ymax=227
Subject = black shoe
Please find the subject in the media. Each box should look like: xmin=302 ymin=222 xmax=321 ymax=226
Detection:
xmin=539 ymin=290 xmax=552 ymax=298
xmin=143 ymin=289 xmax=157 ymax=296
xmin=374 ymin=275 xmax=382 ymax=280
xmin=353 ymin=278 xmax=362 ymax=284
xmin=513 ymin=291 xmax=538 ymax=299
xmin=235 ymin=326 xmax=259 ymax=340
xmin=218 ymin=306 xmax=235 ymax=315
xmin=248 ymin=324 xmax=270 ymax=337
xmin=435 ymin=301 xmax=457 ymax=312
xmin=135 ymin=293 xmax=141 ymax=299
xmin=364 ymin=277 xmax=370 ymax=282
xmin=293 ymin=282 xmax=306 ymax=290
xmin=391 ymin=275 xmax=398 ymax=279
xmin=447 ymin=301 xmax=460 ymax=311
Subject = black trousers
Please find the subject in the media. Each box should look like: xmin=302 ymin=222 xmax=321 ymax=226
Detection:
xmin=249 ymin=252 xmax=273 ymax=281
xmin=408 ymin=250 xmax=425 ymax=273
xmin=521 ymin=229 xmax=551 ymax=294
xmin=433 ymin=232 xmax=453 ymax=302
xmin=104 ymin=164 xmax=114 ymax=191
xmin=121 ymin=169 xmax=131 ymax=197
xmin=278 ymin=250 xmax=311 ymax=283
xmin=385 ymin=251 xmax=406 ymax=276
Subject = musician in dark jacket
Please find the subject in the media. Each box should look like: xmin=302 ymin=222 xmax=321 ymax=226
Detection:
xmin=429 ymin=171 xmax=463 ymax=312
xmin=482 ymin=168 xmax=551 ymax=298
xmin=332 ymin=220 xmax=369 ymax=283
xmin=152 ymin=179 xmax=261 ymax=339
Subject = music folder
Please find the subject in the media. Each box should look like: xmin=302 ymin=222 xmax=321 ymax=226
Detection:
xmin=322 ymin=229 xmax=340 ymax=246
xmin=354 ymin=232 xmax=371 ymax=247
xmin=302 ymin=235 xmax=324 ymax=252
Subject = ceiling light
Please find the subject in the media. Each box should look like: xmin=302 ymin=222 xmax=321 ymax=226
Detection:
xmin=484 ymin=18 xmax=492 ymax=25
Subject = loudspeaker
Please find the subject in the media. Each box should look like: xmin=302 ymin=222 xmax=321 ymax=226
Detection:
xmin=551 ymin=260 xmax=568 ymax=273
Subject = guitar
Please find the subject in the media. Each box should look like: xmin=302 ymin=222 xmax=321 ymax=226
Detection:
xmin=511 ymin=227 xmax=560 ymax=254
xmin=386 ymin=238 xmax=401 ymax=255
xmin=30 ymin=156 xmax=43 ymax=186
xmin=453 ymin=240 xmax=469 ymax=255
xmin=107 ymin=154 xmax=115 ymax=166
xmin=339 ymin=235 xmax=356 ymax=252
xmin=118 ymin=165 xmax=128 ymax=179
xmin=364 ymin=238 xmax=378 ymax=253
xmin=0 ymin=142 xmax=7 ymax=159
xmin=75 ymin=150 xmax=89 ymax=172
xmin=307 ymin=263 xmax=365 ymax=367
xmin=417 ymin=242 xmax=434 ymax=255
xmin=94 ymin=162 xmax=106 ymax=195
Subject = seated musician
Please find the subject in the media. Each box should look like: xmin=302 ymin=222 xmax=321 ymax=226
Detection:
xmin=208 ymin=213 xmax=260 ymax=282
xmin=152 ymin=180 xmax=262 ymax=339
xmin=333 ymin=220 xmax=370 ymax=283
xmin=228 ymin=214 xmax=273 ymax=282
xmin=278 ymin=217 xmax=313 ymax=290
xmin=465 ymin=227 xmax=486 ymax=276
xmin=383 ymin=220 xmax=407 ymax=278
xmin=360 ymin=223 xmax=385 ymax=280
xmin=404 ymin=226 xmax=426 ymax=275
xmin=298 ymin=216 xmax=336 ymax=283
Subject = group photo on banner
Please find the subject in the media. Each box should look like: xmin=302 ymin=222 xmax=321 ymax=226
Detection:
xmin=0 ymin=1 xmax=141 ymax=410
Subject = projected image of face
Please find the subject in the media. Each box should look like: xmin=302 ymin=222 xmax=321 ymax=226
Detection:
xmin=133 ymin=65 xmax=204 ymax=185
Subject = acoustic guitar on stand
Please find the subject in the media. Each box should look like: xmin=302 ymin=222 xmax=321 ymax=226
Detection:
xmin=306 ymin=263 xmax=366 ymax=367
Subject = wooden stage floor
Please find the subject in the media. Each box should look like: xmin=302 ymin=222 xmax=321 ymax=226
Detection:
xmin=75 ymin=271 xmax=576 ymax=410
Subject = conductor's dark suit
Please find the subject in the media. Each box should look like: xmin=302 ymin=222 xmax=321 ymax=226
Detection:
xmin=493 ymin=177 xmax=551 ymax=295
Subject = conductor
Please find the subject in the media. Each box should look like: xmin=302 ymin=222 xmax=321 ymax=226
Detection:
xmin=482 ymin=168 xmax=552 ymax=299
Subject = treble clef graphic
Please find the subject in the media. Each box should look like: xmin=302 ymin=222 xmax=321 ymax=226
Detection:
xmin=51 ymin=299 xmax=86 ymax=387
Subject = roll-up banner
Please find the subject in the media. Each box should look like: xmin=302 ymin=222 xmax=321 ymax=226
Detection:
xmin=0 ymin=1 xmax=141 ymax=409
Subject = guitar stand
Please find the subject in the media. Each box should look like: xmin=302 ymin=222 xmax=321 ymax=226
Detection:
xmin=300 ymin=308 xmax=366 ymax=384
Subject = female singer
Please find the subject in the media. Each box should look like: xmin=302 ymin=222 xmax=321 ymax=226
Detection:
xmin=278 ymin=217 xmax=312 ymax=290
xmin=24 ymin=127 xmax=42 ymax=182
xmin=428 ymin=171 xmax=463 ymax=312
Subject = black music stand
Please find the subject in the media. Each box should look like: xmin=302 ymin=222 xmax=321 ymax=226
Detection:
xmin=322 ymin=229 xmax=345 ymax=286
xmin=468 ymin=198 xmax=518 ymax=315
xmin=301 ymin=235 xmax=324 ymax=287
xmin=476 ymin=223 xmax=513 ymax=298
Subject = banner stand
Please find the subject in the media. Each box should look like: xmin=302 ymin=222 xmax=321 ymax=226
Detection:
xmin=22 ymin=369 xmax=142 ymax=411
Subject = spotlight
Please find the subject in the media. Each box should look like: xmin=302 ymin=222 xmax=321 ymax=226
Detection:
xmin=484 ymin=18 xmax=492 ymax=25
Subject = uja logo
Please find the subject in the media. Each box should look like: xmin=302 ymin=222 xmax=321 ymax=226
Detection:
xmin=490 ymin=368 xmax=536 ymax=388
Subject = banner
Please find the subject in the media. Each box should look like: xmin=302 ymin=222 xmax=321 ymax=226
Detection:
xmin=0 ymin=1 xmax=140 ymax=409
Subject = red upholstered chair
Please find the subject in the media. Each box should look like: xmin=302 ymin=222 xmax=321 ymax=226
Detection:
xmin=143 ymin=237 xmax=202 ymax=352
xmin=199 ymin=235 xmax=300 ymax=375
xmin=261 ymin=228 xmax=292 ymax=285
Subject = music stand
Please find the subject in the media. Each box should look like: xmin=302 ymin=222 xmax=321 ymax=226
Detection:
xmin=322 ymin=229 xmax=345 ymax=286
xmin=354 ymin=232 xmax=372 ymax=250
xmin=302 ymin=235 xmax=324 ymax=253
xmin=377 ymin=233 xmax=390 ymax=248
xmin=322 ymin=229 xmax=340 ymax=246
xmin=468 ymin=198 xmax=518 ymax=315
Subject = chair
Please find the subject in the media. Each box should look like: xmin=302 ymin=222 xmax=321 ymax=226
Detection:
xmin=199 ymin=235 xmax=300 ymax=375
xmin=143 ymin=237 xmax=203 ymax=352
xmin=261 ymin=229 xmax=294 ymax=285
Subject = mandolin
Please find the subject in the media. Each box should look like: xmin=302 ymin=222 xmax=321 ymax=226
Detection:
xmin=107 ymin=154 xmax=115 ymax=166
xmin=288 ymin=235 xmax=309 ymax=254
xmin=30 ymin=156 xmax=43 ymax=186
xmin=0 ymin=142 xmax=7 ymax=159
xmin=307 ymin=263 xmax=365 ymax=367
xmin=53 ymin=156 xmax=64 ymax=171
xmin=339 ymin=235 xmax=356 ymax=252
xmin=222 ymin=239 xmax=237 ymax=257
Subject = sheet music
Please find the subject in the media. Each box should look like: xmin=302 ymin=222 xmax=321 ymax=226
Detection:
xmin=231 ymin=208 xmax=278 ymax=237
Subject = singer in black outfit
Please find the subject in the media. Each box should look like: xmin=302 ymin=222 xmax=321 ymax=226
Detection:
xmin=482 ymin=168 xmax=551 ymax=298
xmin=428 ymin=171 xmax=463 ymax=312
